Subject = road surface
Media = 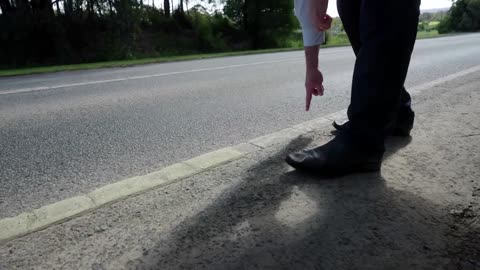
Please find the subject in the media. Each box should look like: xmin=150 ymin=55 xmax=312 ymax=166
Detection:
xmin=1 ymin=33 xmax=480 ymax=219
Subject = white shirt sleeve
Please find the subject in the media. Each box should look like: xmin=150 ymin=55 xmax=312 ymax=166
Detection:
xmin=294 ymin=0 xmax=325 ymax=47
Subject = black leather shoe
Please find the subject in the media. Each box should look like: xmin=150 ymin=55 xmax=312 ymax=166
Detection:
xmin=285 ymin=134 xmax=383 ymax=176
xmin=332 ymin=110 xmax=414 ymax=137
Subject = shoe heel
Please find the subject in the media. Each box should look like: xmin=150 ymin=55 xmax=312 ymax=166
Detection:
xmin=357 ymin=160 xmax=382 ymax=172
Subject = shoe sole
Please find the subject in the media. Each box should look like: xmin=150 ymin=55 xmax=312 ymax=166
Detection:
xmin=391 ymin=127 xmax=412 ymax=137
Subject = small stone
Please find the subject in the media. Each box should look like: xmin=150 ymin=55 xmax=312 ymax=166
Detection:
xmin=450 ymin=209 xmax=463 ymax=216
xmin=91 ymin=263 xmax=105 ymax=270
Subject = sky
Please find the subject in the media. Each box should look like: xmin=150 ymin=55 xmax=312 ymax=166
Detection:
xmin=168 ymin=0 xmax=454 ymax=16
xmin=327 ymin=0 xmax=453 ymax=17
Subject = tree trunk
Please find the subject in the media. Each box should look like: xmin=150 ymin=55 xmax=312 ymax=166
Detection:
xmin=107 ymin=0 xmax=113 ymax=16
xmin=31 ymin=0 xmax=54 ymax=16
xmin=86 ymin=0 xmax=93 ymax=16
xmin=163 ymin=0 xmax=169 ymax=16
xmin=242 ymin=0 xmax=248 ymax=31
xmin=0 ymin=0 xmax=13 ymax=14
xmin=64 ymin=0 xmax=72 ymax=16
xmin=14 ymin=0 xmax=30 ymax=12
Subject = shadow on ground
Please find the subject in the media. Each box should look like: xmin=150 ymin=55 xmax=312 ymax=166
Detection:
xmin=130 ymin=135 xmax=454 ymax=270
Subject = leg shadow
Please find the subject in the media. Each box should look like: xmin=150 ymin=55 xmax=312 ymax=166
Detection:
xmin=132 ymin=134 xmax=449 ymax=270
xmin=131 ymin=136 xmax=313 ymax=269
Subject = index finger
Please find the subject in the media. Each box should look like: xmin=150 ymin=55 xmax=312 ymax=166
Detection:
xmin=306 ymin=88 xmax=313 ymax=111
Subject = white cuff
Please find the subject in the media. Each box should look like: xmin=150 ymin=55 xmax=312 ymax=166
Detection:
xmin=302 ymin=27 xmax=324 ymax=47
xmin=294 ymin=0 xmax=324 ymax=46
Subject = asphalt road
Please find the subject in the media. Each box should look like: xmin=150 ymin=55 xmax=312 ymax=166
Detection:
xmin=1 ymin=33 xmax=480 ymax=219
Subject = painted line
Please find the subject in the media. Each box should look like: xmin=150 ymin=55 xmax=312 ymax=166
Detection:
xmin=0 ymin=64 xmax=479 ymax=244
xmin=0 ymin=47 xmax=355 ymax=96
xmin=409 ymin=65 xmax=480 ymax=94
xmin=0 ymin=57 xmax=303 ymax=96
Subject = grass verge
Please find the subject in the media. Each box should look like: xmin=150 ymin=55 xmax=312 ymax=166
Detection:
xmin=417 ymin=30 xmax=440 ymax=39
xmin=0 ymin=48 xmax=308 ymax=77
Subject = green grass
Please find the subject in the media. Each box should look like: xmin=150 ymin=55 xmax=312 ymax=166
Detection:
xmin=429 ymin=21 xmax=440 ymax=27
xmin=326 ymin=34 xmax=350 ymax=46
xmin=0 ymin=49 xmax=303 ymax=77
xmin=417 ymin=30 xmax=440 ymax=39
xmin=0 ymin=31 xmax=444 ymax=77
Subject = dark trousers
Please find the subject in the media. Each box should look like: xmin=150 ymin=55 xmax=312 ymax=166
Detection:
xmin=337 ymin=0 xmax=420 ymax=150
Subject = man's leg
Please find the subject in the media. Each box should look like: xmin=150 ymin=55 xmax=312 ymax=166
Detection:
xmin=348 ymin=0 xmax=420 ymax=142
xmin=337 ymin=0 xmax=415 ymax=136
xmin=337 ymin=0 xmax=361 ymax=54
xmin=286 ymin=0 xmax=420 ymax=174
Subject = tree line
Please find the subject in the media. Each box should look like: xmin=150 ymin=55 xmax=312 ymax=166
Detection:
xmin=438 ymin=0 xmax=480 ymax=33
xmin=0 ymin=0 xmax=296 ymax=68
xmin=1 ymin=0 xmax=477 ymax=69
